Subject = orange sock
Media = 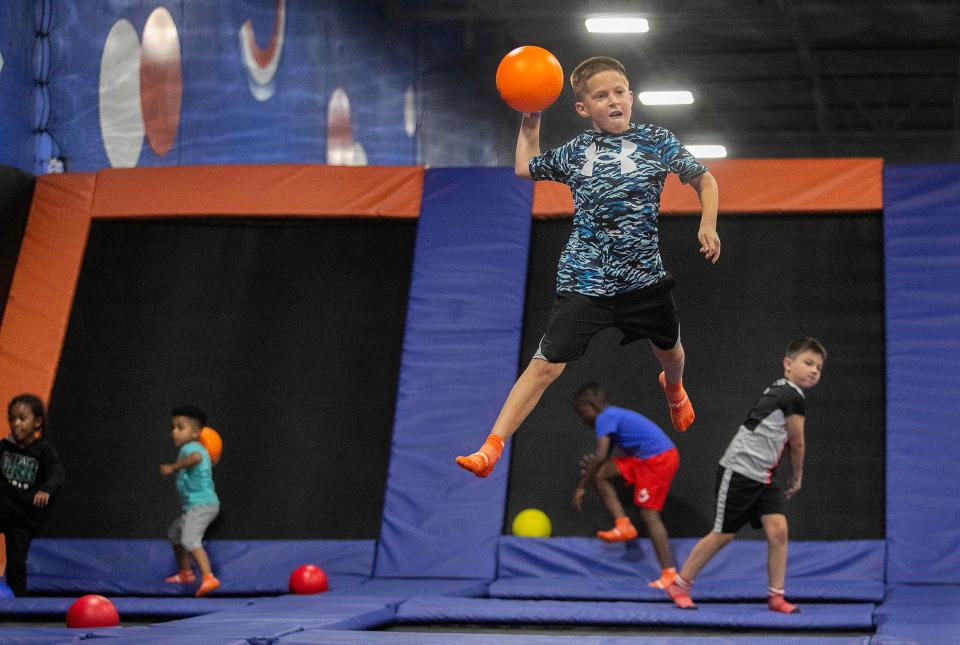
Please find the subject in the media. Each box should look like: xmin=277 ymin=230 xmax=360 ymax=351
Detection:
xmin=196 ymin=573 xmax=220 ymax=597
xmin=648 ymin=566 xmax=677 ymax=589
xmin=768 ymin=587 xmax=799 ymax=613
xmin=164 ymin=569 xmax=195 ymax=584
xmin=455 ymin=434 xmax=505 ymax=478
xmin=659 ymin=372 xmax=695 ymax=432
xmin=597 ymin=516 xmax=638 ymax=542
xmin=665 ymin=574 xmax=696 ymax=609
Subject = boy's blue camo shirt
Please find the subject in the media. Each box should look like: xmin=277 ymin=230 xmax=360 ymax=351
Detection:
xmin=529 ymin=123 xmax=707 ymax=296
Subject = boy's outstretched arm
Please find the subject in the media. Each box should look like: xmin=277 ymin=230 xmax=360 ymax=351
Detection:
xmin=514 ymin=113 xmax=541 ymax=179
xmin=689 ymin=171 xmax=720 ymax=263
xmin=784 ymin=414 xmax=805 ymax=500
xmin=572 ymin=435 xmax=612 ymax=511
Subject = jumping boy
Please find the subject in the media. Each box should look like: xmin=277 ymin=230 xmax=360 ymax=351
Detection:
xmin=457 ymin=56 xmax=720 ymax=477
xmin=665 ymin=337 xmax=826 ymax=613
xmin=572 ymin=383 xmax=680 ymax=589
xmin=160 ymin=405 xmax=220 ymax=597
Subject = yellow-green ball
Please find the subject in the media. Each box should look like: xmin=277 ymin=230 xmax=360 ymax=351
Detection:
xmin=512 ymin=508 xmax=552 ymax=537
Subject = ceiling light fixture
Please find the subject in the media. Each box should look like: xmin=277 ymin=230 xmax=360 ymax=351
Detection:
xmin=584 ymin=17 xmax=649 ymax=33
xmin=638 ymin=91 xmax=694 ymax=105
xmin=685 ymin=145 xmax=727 ymax=158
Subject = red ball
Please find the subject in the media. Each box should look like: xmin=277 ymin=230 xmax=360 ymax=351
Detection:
xmin=66 ymin=594 xmax=120 ymax=628
xmin=288 ymin=564 xmax=329 ymax=595
xmin=496 ymin=45 xmax=564 ymax=113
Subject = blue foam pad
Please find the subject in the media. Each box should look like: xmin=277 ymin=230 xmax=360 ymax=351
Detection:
xmin=167 ymin=596 xmax=396 ymax=631
xmin=26 ymin=539 xmax=373 ymax=595
xmin=0 ymin=596 xmax=253 ymax=616
xmin=93 ymin=622 xmax=306 ymax=640
xmin=0 ymin=627 xmax=92 ymax=644
xmin=394 ymin=596 xmax=876 ymax=629
xmin=375 ymin=168 xmax=533 ymax=579
xmin=490 ymin=575 xmax=883 ymax=602
xmin=498 ymin=537 xmax=884 ymax=582
xmin=884 ymin=164 xmax=960 ymax=585
xmin=281 ymin=630 xmax=871 ymax=645
xmin=329 ymin=578 xmax=488 ymax=601
xmin=873 ymin=584 xmax=960 ymax=645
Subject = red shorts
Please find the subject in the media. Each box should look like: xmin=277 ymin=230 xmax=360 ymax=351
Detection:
xmin=614 ymin=447 xmax=679 ymax=511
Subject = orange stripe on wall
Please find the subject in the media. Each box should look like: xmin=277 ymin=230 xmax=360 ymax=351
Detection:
xmin=532 ymin=158 xmax=883 ymax=217
xmin=0 ymin=173 xmax=95 ymax=429
xmin=91 ymin=165 xmax=425 ymax=218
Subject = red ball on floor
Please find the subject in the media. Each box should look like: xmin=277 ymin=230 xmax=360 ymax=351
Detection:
xmin=66 ymin=594 xmax=120 ymax=628
xmin=288 ymin=564 xmax=329 ymax=594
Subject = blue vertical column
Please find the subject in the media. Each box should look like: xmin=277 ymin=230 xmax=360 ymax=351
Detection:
xmin=884 ymin=164 xmax=960 ymax=583
xmin=375 ymin=168 xmax=532 ymax=579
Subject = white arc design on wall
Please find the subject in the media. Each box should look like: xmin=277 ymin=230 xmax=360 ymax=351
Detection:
xmin=239 ymin=0 xmax=286 ymax=101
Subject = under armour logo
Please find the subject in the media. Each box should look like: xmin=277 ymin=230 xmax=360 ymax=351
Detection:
xmin=637 ymin=488 xmax=650 ymax=503
xmin=581 ymin=139 xmax=638 ymax=177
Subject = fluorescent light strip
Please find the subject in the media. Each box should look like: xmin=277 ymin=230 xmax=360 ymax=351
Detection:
xmin=585 ymin=17 xmax=649 ymax=33
xmin=638 ymin=91 xmax=694 ymax=105
xmin=685 ymin=145 xmax=727 ymax=158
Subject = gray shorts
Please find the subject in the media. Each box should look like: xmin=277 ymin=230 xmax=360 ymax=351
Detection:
xmin=168 ymin=504 xmax=219 ymax=551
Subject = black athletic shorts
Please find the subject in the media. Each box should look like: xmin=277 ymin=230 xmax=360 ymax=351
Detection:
xmin=711 ymin=466 xmax=785 ymax=534
xmin=533 ymin=276 xmax=680 ymax=363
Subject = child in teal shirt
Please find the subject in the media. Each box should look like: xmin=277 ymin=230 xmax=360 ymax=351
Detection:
xmin=160 ymin=405 xmax=220 ymax=597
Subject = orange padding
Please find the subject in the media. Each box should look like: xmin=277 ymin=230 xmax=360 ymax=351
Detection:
xmin=0 ymin=173 xmax=96 ymax=427
xmin=92 ymin=165 xmax=425 ymax=218
xmin=0 ymin=165 xmax=425 ymax=428
xmin=532 ymin=158 xmax=883 ymax=217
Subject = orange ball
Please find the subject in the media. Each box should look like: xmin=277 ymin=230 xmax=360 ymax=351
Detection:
xmin=199 ymin=426 xmax=222 ymax=465
xmin=496 ymin=46 xmax=564 ymax=113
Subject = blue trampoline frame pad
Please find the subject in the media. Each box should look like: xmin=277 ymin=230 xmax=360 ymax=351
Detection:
xmin=494 ymin=537 xmax=885 ymax=602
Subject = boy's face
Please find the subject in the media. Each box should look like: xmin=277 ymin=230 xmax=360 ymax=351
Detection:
xmin=8 ymin=403 xmax=41 ymax=446
xmin=574 ymin=401 xmax=599 ymax=426
xmin=575 ymin=70 xmax=633 ymax=134
xmin=783 ymin=350 xmax=824 ymax=390
xmin=171 ymin=415 xmax=201 ymax=447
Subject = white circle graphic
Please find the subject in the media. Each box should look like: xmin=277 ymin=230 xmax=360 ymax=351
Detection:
xmin=99 ymin=19 xmax=144 ymax=168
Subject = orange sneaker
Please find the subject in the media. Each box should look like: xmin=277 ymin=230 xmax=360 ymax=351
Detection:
xmin=665 ymin=580 xmax=697 ymax=609
xmin=648 ymin=567 xmax=677 ymax=589
xmin=456 ymin=434 xmax=505 ymax=478
xmin=659 ymin=372 xmax=695 ymax=432
xmin=195 ymin=573 xmax=220 ymax=597
xmin=768 ymin=593 xmax=799 ymax=613
xmin=597 ymin=517 xmax=638 ymax=543
xmin=164 ymin=570 xmax=196 ymax=584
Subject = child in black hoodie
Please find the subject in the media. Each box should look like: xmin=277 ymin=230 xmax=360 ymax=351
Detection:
xmin=2 ymin=394 xmax=65 ymax=595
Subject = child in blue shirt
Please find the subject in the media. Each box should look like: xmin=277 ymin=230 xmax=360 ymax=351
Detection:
xmin=572 ymin=383 xmax=680 ymax=589
xmin=160 ymin=405 xmax=220 ymax=597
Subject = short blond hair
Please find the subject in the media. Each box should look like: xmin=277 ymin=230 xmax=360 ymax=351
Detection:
xmin=569 ymin=56 xmax=628 ymax=99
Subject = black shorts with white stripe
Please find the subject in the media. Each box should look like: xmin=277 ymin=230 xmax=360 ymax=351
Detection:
xmin=711 ymin=466 xmax=784 ymax=534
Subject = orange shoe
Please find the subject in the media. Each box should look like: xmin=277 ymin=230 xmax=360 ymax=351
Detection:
xmin=665 ymin=579 xmax=697 ymax=609
xmin=597 ymin=517 xmax=638 ymax=543
xmin=195 ymin=573 xmax=220 ymax=597
xmin=659 ymin=372 xmax=695 ymax=432
xmin=768 ymin=593 xmax=799 ymax=614
xmin=648 ymin=567 xmax=677 ymax=589
xmin=456 ymin=434 xmax=505 ymax=478
xmin=164 ymin=570 xmax=196 ymax=584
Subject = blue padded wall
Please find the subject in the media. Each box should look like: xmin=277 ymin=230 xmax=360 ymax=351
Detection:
xmin=0 ymin=0 xmax=35 ymax=172
xmin=44 ymin=0 xmax=415 ymax=170
xmin=375 ymin=168 xmax=532 ymax=578
xmin=884 ymin=163 xmax=960 ymax=583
